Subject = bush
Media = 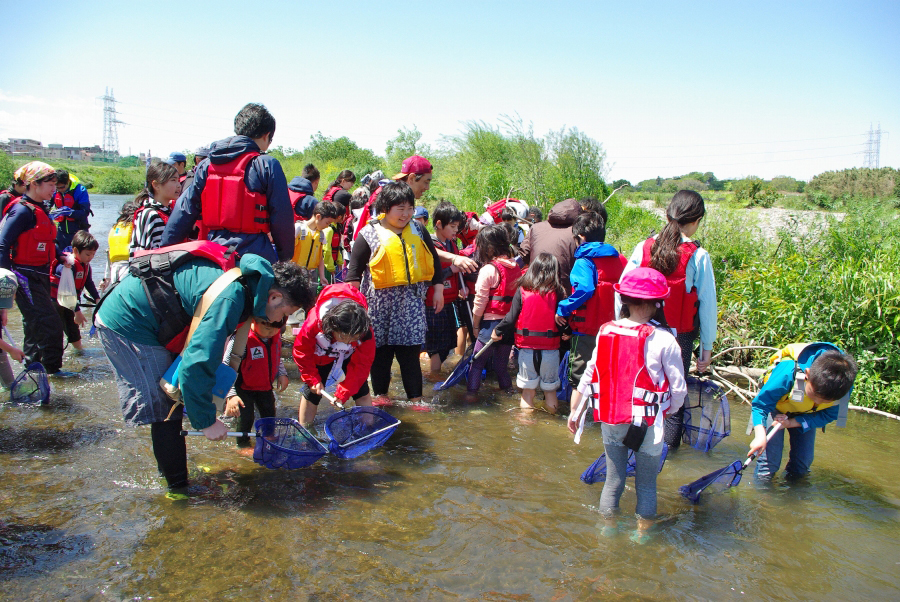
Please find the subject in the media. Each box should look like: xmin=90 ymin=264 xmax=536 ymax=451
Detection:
xmin=0 ymin=152 xmax=15 ymax=186
xmin=733 ymin=177 xmax=781 ymax=208
xmin=93 ymin=168 xmax=144 ymax=194
xmin=807 ymin=167 xmax=899 ymax=201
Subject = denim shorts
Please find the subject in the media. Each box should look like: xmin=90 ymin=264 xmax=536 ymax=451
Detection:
xmin=516 ymin=348 xmax=560 ymax=390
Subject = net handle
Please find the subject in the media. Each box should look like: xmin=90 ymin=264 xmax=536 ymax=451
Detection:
xmin=181 ymin=430 xmax=252 ymax=437
xmin=320 ymin=389 xmax=344 ymax=409
xmin=336 ymin=420 xmax=401 ymax=449
xmin=741 ymin=421 xmax=783 ymax=470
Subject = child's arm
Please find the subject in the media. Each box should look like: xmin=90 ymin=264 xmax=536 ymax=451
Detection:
xmin=291 ymin=317 xmax=326 ymax=389
xmin=556 ymin=257 xmax=596 ymax=323
xmin=335 ymin=330 xmax=376 ymax=404
xmin=491 ymin=289 xmax=522 ymax=341
xmin=471 ymin=263 xmax=498 ymax=328
xmin=0 ymin=336 xmax=24 ymax=363
xmin=690 ymin=248 xmax=718 ymax=371
xmin=275 ymin=358 xmax=289 ymax=392
xmin=221 ymin=335 xmax=245 ymax=417
xmin=567 ymin=340 xmax=601 ymax=435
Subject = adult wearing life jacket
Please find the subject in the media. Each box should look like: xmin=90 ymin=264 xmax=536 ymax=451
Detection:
xmin=0 ymin=178 xmax=26 ymax=216
xmin=0 ymin=162 xmax=67 ymax=376
xmin=352 ymin=155 xmax=433 ymax=242
xmin=293 ymin=283 xmax=376 ymax=426
xmin=52 ymin=170 xmax=91 ymax=250
xmin=556 ymin=212 xmax=628 ymax=397
xmin=520 ymin=197 xmax=583 ymax=292
xmin=346 ymin=180 xmax=441 ymax=407
xmin=288 ymin=175 xmax=318 ymax=222
xmin=161 ymin=103 xmax=295 ymax=264
xmin=96 ymin=245 xmax=316 ymax=491
xmin=749 ymin=343 xmax=858 ymax=480
xmin=622 ymin=190 xmax=717 ymax=449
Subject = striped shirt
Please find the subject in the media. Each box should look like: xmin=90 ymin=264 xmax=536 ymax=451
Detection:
xmin=131 ymin=198 xmax=170 ymax=251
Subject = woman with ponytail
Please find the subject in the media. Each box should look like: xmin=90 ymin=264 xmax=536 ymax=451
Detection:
xmin=619 ymin=189 xmax=717 ymax=449
xmin=322 ymin=169 xmax=356 ymax=202
xmin=131 ymin=161 xmax=181 ymax=252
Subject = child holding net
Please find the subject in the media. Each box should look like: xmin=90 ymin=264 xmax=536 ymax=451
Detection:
xmin=567 ymin=267 xmax=687 ymax=542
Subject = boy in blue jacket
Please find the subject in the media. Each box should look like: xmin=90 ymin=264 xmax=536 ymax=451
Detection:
xmin=555 ymin=212 xmax=627 ymax=397
xmin=748 ymin=343 xmax=857 ymax=480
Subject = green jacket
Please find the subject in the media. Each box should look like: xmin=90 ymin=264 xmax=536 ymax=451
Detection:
xmin=98 ymin=254 xmax=274 ymax=429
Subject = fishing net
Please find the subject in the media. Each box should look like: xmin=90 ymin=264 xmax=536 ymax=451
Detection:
xmin=681 ymin=377 xmax=731 ymax=452
xmin=434 ymin=345 xmax=475 ymax=391
xmin=679 ymin=459 xmax=745 ymax=504
xmin=580 ymin=444 xmax=668 ymax=484
xmin=252 ymin=417 xmax=327 ymax=469
xmin=10 ymin=363 xmax=50 ymax=405
xmin=557 ymin=350 xmax=571 ymax=403
xmin=324 ymin=407 xmax=400 ymax=459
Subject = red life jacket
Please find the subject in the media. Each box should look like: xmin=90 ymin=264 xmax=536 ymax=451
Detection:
xmin=352 ymin=186 xmax=381 ymax=241
xmin=515 ymin=290 xmax=560 ymax=350
xmin=200 ymin=152 xmax=270 ymax=234
xmin=569 ymin=252 xmax=628 ymax=336
xmin=52 ymin=189 xmax=77 ymax=224
xmin=484 ymin=259 xmax=522 ymax=315
xmin=426 ymin=237 xmax=462 ymax=305
xmin=289 ymin=189 xmax=313 ymax=222
xmin=11 ymin=199 xmax=56 ymax=267
xmin=590 ymin=322 xmax=671 ymax=425
xmin=0 ymin=191 xmax=22 ymax=216
xmin=457 ymin=212 xmax=479 ymax=247
xmin=50 ymin=258 xmax=90 ymax=300
xmin=640 ymin=238 xmax=700 ymax=332
xmin=239 ymin=328 xmax=280 ymax=391
xmin=128 ymin=241 xmax=240 ymax=352
xmin=322 ymin=185 xmax=341 ymax=202
xmin=178 ymin=173 xmax=188 ymax=184
xmin=132 ymin=203 xmax=171 ymax=229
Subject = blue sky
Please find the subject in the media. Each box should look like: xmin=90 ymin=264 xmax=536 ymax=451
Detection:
xmin=1 ymin=0 xmax=897 ymax=183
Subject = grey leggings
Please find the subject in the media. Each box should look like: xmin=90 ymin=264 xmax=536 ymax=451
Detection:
xmin=599 ymin=422 xmax=664 ymax=520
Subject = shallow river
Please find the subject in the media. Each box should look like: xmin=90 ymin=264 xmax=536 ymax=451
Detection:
xmin=1 ymin=196 xmax=898 ymax=600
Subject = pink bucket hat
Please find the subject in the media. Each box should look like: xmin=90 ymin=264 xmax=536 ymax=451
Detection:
xmin=614 ymin=267 xmax=670 ymax=299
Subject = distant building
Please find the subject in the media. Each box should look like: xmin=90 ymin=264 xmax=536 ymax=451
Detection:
xmin=9 ymin=138 xmax=43 ymax=156
xmin=3 ymin=139 xmax=106 ymax=160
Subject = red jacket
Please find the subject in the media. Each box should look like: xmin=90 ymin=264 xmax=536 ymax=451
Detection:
xmin=426 ymin=237 xmax=461 ymax=305
xmin=640 ymin=238 xmax=699 ymax=332
xmin=292 ymin=283 xmax=375 ymax=402
xmin=50 ymin=257 xmax=90 ymax=300
xmin=515 ymin=290 xmax=560 ymax=350
xmin=200 ymin=152 xmax=270 ymax=234
xmin=484 ymin=260 xmax=522 ymax=315
xmin=569 ymin=254 xmax=627 ymax=336
xmin=239 ymin=329 xmax=280 ymax=391
xmin=12 ymin=199 xmax=56 ymax=267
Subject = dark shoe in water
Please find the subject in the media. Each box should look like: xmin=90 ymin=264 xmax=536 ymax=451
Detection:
xmin=48 ymin=370 xmax=78 ymax=379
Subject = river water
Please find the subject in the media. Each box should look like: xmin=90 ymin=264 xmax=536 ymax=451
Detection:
xmin=1 ymin=195 xmax=898 ymax=600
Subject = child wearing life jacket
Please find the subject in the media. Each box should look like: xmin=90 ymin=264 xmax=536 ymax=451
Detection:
xmin=322 ymin=170 xmax=356 ymax=203
xmin=568 ymin=267 xmax=687 ymax=541
xmin=321 ymin=190 xmax=351 ymax=280
xmin=748 ymin=344 xmax=857 ymax=480
xmin=293 ymin=283 xmax=375 ymax=427
xmin=101 ymin=199 xmax=140 ymax=292
xmin=492 ymin=253 xmax=565 ymax=413
xmin=467 ymin=224 xmax=523 ymax=402
xmin=621 ymin=189 xmax=716 ymax=449
xmin=50 ymin=230 xmax=100 ymax=352
xmin=293 ymin=201 xmax=340 ymax=284
xmin=131 ymin=162 xmax=181 ymax=252
xmin=223 ymin=315 xmax=290 ymax=448
xmin=0 ymin=162 xmax=69 ymax=376
xmin=0 ymin=268 xmax=25 ymax=388
xmin=425 ymin=202 xmax=468 ymax=380
xmin=556 ymin=212 xmax=627 ymax=398
xmin=345 ymin=180 xmax=442 ymax=407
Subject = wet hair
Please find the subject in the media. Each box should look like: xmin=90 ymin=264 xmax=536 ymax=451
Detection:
xmin=618 ymin=294 xmax=670 ymax=327
xmin=579 ymin=197 xmax=608 ymax=227
xmin=650 ymin=190 xmax=705 ymax=275
xmin=475 ymin=224 xmax=511 ymax=263
xmin=518 ymin=253 xmax=565 ymax=299
xmin=55 ymin=169 xmax=70 ymax=186
xmin=313 ymin=200 xmax=341 ymax=220
xmin=808 ymin=350 xmax=858 ymax=401
xmin=432 ymin=200 xmax=463 ymax=229
xmin=271 ymin=261 xmax=316 ymax=311
xmin=234 ymin=103 xmax=276 ymax=139
xmin=301 ymin=163 xmax=320 ymax=183
xmin=328 ymin=169 xmax=356 ymax=190
xmin=321 ymin=300 xmax=371 ymax=340
xmin=527 ymin=206 xmax=543 ymax=222
xmin=572 ymin=211 xmax=606 ymax=243
xmin=71 ymin=230 xmax=99 ymax=252
xmin=116 ymin=199 xmax=141 ymax=225
xmin=135 ymin=161 xmax=179 ymax=203
xmin=374 ymin=180 xmax=414 ymax=215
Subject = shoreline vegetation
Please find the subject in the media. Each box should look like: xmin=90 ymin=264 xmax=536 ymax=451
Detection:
xmin=2 ymin=123 xmax=897 ymax=413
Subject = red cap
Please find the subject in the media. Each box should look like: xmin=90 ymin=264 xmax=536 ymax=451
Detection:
xmin=614 ymin=267 xmax=670 ymax=300
xmin=392 ymin=155 xmax=433 ymax=179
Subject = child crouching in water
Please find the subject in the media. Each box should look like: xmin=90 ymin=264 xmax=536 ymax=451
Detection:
xmin=567 ymin=267 xmax=687 ymax=542
xmin=224 ymin=315 xmax=290 ymax=449
xmin=466 ymin=224 xmax=523 ymax=402
xmin=293 ymin=283 xmax=375 ymax=427
xmin=492 ymin=253 xmax=565 ymax=413
xmin=50 ymin=230 xmax=100 ymax=352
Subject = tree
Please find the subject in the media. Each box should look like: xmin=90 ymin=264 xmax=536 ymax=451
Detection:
xmin=0 ymin=152 xmax=15 ymax=186
xmin=611 ymin=179 xmax=632 ymax=190
xmin=385 ymin=126 xmax=431 ymax=173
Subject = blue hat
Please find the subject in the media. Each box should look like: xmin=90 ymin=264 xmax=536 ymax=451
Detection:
xmin=165 ymin=152 xmax=187 ymax=165
xmin=414 ymin=206 xmax=429 ymax=220
xmin=194 ymin=146 xmax=210 ymax=158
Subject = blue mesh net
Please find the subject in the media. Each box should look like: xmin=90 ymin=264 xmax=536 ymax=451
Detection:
xmin=252 ymin=418 xmax=327 ymax=469
xmin=557 ymin=351 xmax=571 ymax=403
xmin=681 ymin=377 xmax=731 ymax=452
xmin=580 ymin=444 xmax=668 ymax=484
xmin=324 ymin=407 xmax=400 ymax=459
xmin=679 ymin=459 xmax=745 ymax=504
xmin=434 ymin=345 xmax=475 ymax=391
xmin=10 ymin=363 xmax=50 ymax=405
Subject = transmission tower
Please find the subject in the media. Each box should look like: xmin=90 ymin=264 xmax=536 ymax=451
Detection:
xmin=863 ymin=123 xmax=882 ymax=169
xmin=101 ymin=87 xmax=125 ymax=160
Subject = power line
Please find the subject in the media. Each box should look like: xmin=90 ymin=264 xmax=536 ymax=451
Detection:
xmin=614 ymin=142 xmax=867 ymax=160
xmin=613 ymin=132 xmax=869 ymax=149
xmin=613 ymin=151 xmax=863 ymax=171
